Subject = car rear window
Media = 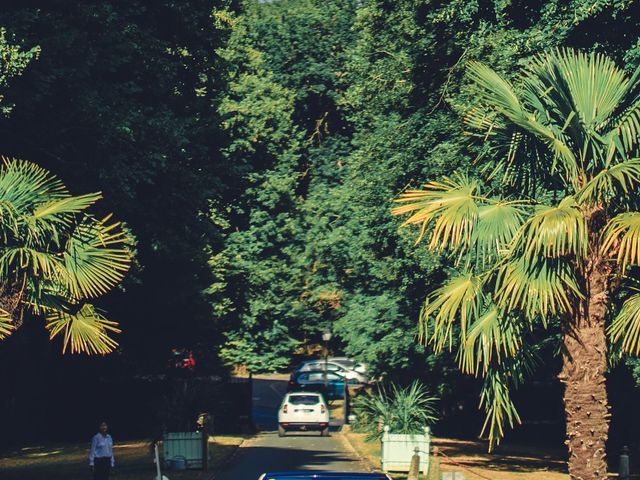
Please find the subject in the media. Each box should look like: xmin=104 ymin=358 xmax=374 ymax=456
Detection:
xmin=288 ymin=395 xmax=321 ymax=405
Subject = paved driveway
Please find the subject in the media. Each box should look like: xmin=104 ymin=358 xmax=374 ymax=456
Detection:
xmin=216 ymin=375 xmax=365 ymax=480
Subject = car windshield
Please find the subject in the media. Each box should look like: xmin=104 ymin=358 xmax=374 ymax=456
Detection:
xmin=288 ymin=395 xmax=320 ymax=405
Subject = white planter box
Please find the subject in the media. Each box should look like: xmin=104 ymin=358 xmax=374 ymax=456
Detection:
xmin=381 ymin=426 xmax=430 ymax=475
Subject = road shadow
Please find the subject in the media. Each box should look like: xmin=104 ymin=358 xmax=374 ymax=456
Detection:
xmin=216 ymin=440 xmax=363 ymax=480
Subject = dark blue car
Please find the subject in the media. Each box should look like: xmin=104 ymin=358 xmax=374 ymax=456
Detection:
xmin=259 ymin=473 xmax=393 ymax=480
xmin=288 ymin=370 xmax=360 ymax=400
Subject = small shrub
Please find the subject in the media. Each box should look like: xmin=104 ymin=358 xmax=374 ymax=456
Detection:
xmin=352 ymin=380 xmax=438 ymax=440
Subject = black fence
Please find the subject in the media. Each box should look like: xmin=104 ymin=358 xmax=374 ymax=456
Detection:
xmin=0 ymin=374 xmax=251 ymax=447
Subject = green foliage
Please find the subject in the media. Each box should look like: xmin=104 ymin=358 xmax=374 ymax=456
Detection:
xmin=394 ymin=48 xmax=640 ymax=450
xmin=0 ymin=27 xmax=38 ymax=115
xmin=353 ymin=380 xmax=438 ymax=440
xmin=0 ymin=158 xmax=131 ymax=354
xmin=0 ymin=1 xmax=237 ymax=367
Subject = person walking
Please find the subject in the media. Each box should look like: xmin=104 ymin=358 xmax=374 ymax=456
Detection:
xmin=89 ymin=421 xmax=115 ymax=480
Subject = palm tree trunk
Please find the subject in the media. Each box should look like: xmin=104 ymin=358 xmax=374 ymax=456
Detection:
xmin=560 ymin=259 xmax=611 ymax=480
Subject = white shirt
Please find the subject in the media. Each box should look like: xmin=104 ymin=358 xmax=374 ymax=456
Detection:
xmin=89 ymin=433 xmax=114 ymax=467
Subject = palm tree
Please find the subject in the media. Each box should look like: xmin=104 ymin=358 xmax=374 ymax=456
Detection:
xmin=393 ymin=49 xmax=640 ymax=480
xmin=0 ymin=157 xmax=131 ymax=354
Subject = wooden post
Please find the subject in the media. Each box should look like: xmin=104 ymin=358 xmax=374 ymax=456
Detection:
xmin=343 ymin=383 xmax=350 ymax=425
xmin=201 ymin=430 xmax=209 ymax=471
xmin=428 ymin=447 xmax=441 ymax=480
xmin=408 ymin=447 xmax=421 ymax=480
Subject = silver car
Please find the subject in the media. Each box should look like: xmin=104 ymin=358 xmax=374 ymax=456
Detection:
xmin=296 ymin=360 xmax=369 ymax=384
xmin=329 ymin=356 xmax=368 ymax=374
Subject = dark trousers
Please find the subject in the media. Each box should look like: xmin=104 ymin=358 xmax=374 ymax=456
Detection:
xmin=93 ymin=457 xmax=111 ymax=480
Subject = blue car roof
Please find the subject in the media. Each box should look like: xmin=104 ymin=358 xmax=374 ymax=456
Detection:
xmin=261 ymin=473 xmax=388 ymax=479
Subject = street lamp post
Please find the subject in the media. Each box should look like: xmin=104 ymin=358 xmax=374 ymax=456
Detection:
xmin=322 ymin=330 xmax=332 ymax=391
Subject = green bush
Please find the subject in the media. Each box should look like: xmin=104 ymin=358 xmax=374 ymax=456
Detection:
xmin=353 ymin=380 xmax=438 ymax=440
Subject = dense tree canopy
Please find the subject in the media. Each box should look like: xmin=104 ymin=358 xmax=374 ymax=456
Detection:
xmin=0 ymin=0 xmax=238 ymax=368
xmin=0 ymin=0 xmax=639 ymax=463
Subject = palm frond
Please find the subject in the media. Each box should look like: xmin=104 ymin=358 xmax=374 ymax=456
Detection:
xmin=512 ymin=196 xmax=587 ymax=260
xmin=460 ymin=306 xmax=524 ymax=376
xmin=601 ymin=212 xmax=640 ymax=273
xmin=473 ymin=201 xmax=527 ymax=264
xmin=479 ymin=368 xmax=521 ymax=449
xmin=0 ymin=308 xmax=14 ymax=339
xmin=479 ymin=347 xmax=537 ymax=449
xmin=0 ymin=157 xmax=67 ymax=213
xmin=46 ymin=303 xmax=120 ymax=354
xmin=0 ymin=247 xmax=64 ymax=282
xmin=467 ymin=61 xmax=579 ymax=185
xmin=63 ymin=216 xmax=132 ymax=299
xmin=494 ymin=258 xmax=582 ymax=319
xmin=577 ymin=159 xmax=640 ymax=204
xmin=31 ymin=192 xmax=102 ymax=227
xmin=537 ymin=49 xmax=630 ymax=130
xmin=608 ymin=292 xmax=640 ymax=356
xmin=392 ymin=173 xmax=481 ymax=252
xmin=419 ymin=271 xmax=483 ymax=351
xmin=607 ymin=95 xmax=640 ymax=155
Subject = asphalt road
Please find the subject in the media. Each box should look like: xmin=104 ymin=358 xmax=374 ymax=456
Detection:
xmin=216 ymin=375 xmax=365 ymax=480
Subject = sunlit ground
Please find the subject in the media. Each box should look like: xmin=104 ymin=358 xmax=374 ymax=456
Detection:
xmin=0 ymin=435 xmax=248 ymax=480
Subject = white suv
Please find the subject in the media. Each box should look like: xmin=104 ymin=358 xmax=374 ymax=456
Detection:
xmin=277 ymin=392 xmax=330 ymax=437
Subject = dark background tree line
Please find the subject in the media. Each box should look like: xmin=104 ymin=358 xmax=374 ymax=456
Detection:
xmin=0 ymin=0 xmax=639 ymax=460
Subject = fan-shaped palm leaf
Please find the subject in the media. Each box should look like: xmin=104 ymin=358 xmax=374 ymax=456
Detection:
xmin=63 ymin=216 xmax=131 ymax=299
xmin=419 ymin=271 xmax=483 ymax=351
xmin=46 ymin=304 xmax=121 ymax=354
xmin=0 ymin=157 xmax=67 ymax=213
xmin=512 ymin=196 xmax=587 ymax=260
xmin=467 ymin=61 xmax=579 ymax=185
xmin=0 ymin=157 xmax=132 ymax=354
xmin=0 ymin=247 xmax=64 ymax=282
xmin=461 ymin=306 xmax=524 ymax=375
xmin=532 ymin=49 xmax=630 ymax=131
xmin=473 ymin=201 xmax=527 ymax=264
xmin=392 ymin=174 xmax=481 ymax=251
xmin=577 ymin=159 xmax=640 ymax=204
xmin=0 ymin=308 xmax=14 ymax=339
xmin=479 ymin=368 xmax=521 ymax=447
xmin=494 ymin=258 xmax=582 ymax=319
xmin=608 ymin=291 xmax=640 ymax=356
xmin=601 ymin=212 xmax=640 ymax=273
xmin=28 ymin=193 xmax=102 ymax=239
xmin=479 ymin=346 xmax=538 ymax=449
xmin=607 ymin=93 xmax=640 ymax=155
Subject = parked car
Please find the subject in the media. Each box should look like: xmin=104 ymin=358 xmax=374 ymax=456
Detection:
xmin=329 ymin=356 xmax=368 ymax=374
xmin=278 ymin=392 xmax=330 ymax=437
xmin=296 ymin=360 xmax=369 ymax=384
xmin=259 ymin=473 xmax=393 ymax=480
xmin=288 ymin=370 xmax=360 ymax=399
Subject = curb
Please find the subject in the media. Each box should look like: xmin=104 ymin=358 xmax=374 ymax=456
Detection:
xmin=337 ymin=427 xmax=378 ymax=473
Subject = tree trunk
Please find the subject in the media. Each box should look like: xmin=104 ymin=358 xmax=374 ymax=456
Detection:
xmin=559 ymin=258 xmax=611 ymax=480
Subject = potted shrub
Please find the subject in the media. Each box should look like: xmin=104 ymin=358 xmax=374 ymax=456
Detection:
xmin=354 ymin=381 xmax=437 ymax=475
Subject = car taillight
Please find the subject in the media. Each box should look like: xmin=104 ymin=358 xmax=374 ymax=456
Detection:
xmin=320 ymin=404 xmax=325 ymax=413
xmin=289 ymin=380 xmax=295 ymax=385
xmin=283 ymin=404 xmax=288 ymax=413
